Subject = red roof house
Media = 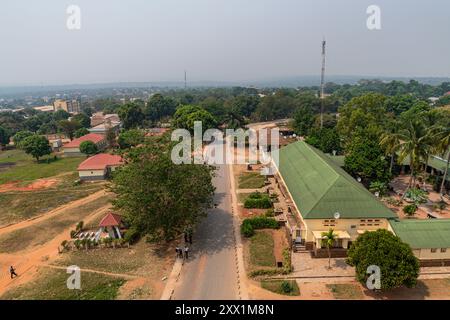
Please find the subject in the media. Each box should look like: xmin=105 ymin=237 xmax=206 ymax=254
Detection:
xmin=63 ymin=133 xmax=107 ymax=156
xmin=77 ymin=153 xmax=123 ymax=180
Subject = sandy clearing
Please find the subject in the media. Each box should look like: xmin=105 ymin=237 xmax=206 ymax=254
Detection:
xmin=0 ymin=190 xmax=107 ymax=236
xmin=0 ymin=203 xmax=111 ymax=296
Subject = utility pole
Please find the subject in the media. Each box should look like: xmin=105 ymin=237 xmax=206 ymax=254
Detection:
xmin=184 ymin=70 xmax=187 ymax=89
xmin=320 ymin=38 xmax=326 ymax=129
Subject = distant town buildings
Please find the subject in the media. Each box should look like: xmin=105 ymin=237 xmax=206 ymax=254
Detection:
xmin=53 ymin=99 xmax=81 ymax=114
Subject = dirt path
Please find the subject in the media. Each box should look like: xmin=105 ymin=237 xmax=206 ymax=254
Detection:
xmin=0 ymin=203 xmax=111 ymax=296
xmin=0 ymin=190 xmax=107 ymax=236
xmin=38 ymin=264 xmax=140 ymax=280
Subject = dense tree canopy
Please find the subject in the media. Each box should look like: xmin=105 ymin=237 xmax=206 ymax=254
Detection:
xmin=118 ymin=103 xmax=145 ymax=130
xmin=79 ymin=140 xmax=98 ymax=156
xmin=0 ymin=126 xmax=10 ymax=147
xmin=110 ymin=135 xmax=215 ymax=241
xmin=21 ymin=135 xmax=52 ymax=162
xmin=172 ymin=105 xmax=217 ymax=132
xmin=347 ymin=229 xmax=420 ymax=290
xmin=12 ymin=130 xmax=33 ymax=148
xmin=118 ymin=129 xmax=145 ymax=149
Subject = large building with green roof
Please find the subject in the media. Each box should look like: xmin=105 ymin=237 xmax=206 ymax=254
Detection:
xmin=277 ymin=141 xmax=397 ymax=254
xmin=389 ymin=219 xmax=450 ymax=265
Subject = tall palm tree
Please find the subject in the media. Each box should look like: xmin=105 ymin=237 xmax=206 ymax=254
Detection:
xmin=434 ymin=125 xmax=450 ymax=199
xmin=395 ymin=119 xmax=433 ymax=198
xmin=321 ymin=229 xmax=337 ymax=269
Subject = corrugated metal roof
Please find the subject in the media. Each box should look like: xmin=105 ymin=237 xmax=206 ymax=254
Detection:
xmin=278 ymin=141 xmax=397 ymax=219
xmin=390 ymin=219 xmax=450 ymax=249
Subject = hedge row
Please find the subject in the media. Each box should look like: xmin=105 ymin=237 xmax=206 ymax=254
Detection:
xmin=244 ymin=192 xmax=273 ymax=209
xmin=241 ymin=216 xmax=279 ymax=237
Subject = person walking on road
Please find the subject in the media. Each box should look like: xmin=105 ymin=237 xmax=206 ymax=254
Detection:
xmin=10 ymin=266 xmax=18 ymax=279
xmin=175 ymin=246 xmax=181 ymax=259
xmin=184 ymin=246 xmax=189 ymax=260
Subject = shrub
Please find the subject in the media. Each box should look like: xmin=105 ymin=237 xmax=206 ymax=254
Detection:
xmin=281 ymin=281 xmax=293 ymax=293
xmin=241 ymin=217 xmax=278 ymax=238
xmin=244 ymin=192 xmax=272 ymax=209
xmin=124 ymin=228 xmax=140 ymax=244
xmin=403 ymin=204 xmax=418 ymax=216
xmin=76 ymin=221 xmax=84 ymax=232
xmin=241 ymin=220 xmax=255 ymax=237
xmin=70 ymin=230 xmax=77 ymax=239
xmin=264 ymin=209 xmax=275 ymax=217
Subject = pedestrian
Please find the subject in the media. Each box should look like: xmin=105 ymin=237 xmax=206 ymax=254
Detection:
xmin=184 ymin=232 xmax=188 ymax=243
xmin=188 ymin=233 xmax=192 ymax=245
xmin=184 ymin=246 xmax=189 ymax=260
xmin=10 ymin=266 xmax=18 ymax=279
xmin=175 ymin=247 xmax=180 ymax=258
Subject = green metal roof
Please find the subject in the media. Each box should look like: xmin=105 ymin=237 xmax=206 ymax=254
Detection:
xmin=390 ymin=219 xmax=450 ymax=249
xmin=278 ymin=141 xmax=397 ymax=220
xmin=400 ymin=152 xmax=450 ymax=182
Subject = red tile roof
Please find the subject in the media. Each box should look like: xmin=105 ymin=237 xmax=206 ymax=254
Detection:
xmin=99 ymin=212 xmax=122 ymax=227
xmin=77 ymin=153 xmax=123 ymax=170
xmin=63 ymin=133 xmax=105 ymax=148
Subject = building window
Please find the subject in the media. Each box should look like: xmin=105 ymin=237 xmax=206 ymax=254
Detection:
xmin=431 ymin=248 xmax=437 ymax=253
xmin=441 ymin=248 xmax=447 ymax=253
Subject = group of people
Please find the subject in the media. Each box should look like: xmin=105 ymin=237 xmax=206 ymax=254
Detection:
xmin=176 ymin=228 xmax=194 ymax=260
xmin=176 ymin=246 xmax=190 ymax=260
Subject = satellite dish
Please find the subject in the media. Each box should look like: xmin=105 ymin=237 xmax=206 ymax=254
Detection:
xmin=375 ymin=191 xmax=380 ymax=198
xmin=334 ymin=212 xmax=341 ymax=219
xmin=357 ymin=177 xmax=362 ymax=183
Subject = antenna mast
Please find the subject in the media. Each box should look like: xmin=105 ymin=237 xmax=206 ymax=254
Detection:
xmin=184 ymin=70 xmax=187 ymax=89
xmin=320 ymin=38 xmax=326 ymax=129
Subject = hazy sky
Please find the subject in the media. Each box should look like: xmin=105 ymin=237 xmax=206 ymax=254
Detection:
xmin=1 ymin=0 xmax=449 ymax=86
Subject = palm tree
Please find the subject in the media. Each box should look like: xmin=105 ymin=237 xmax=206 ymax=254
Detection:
xmin=394 ymin=119 xmax=433 ymax=198
xmin=321 ymin=229 xmax=337 ymax=269
xmin=434 ymin=125 xmax=450 ymax=199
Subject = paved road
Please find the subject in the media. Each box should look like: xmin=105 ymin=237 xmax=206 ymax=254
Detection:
xmin=172 ymin=164 xmax=239 ymax=300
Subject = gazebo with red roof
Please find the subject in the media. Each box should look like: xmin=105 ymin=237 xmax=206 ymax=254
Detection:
xmin=98 ymin=212 xmax=124 ymax=239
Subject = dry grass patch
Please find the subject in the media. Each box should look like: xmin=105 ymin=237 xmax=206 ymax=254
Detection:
xmin=250 ymin=230 xmax=276 ymax=267
xmin=0 ymin=194 xmax=113 ymax=253
xmin=238 ymin=172 xmax=266 ymax=189
xmin=327 ymin=283 xmax=364 ymax=300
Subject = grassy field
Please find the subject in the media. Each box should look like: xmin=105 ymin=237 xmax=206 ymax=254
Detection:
xmin=0 ymin=149 xmax=84 ymax=184
xmin=1 ymin=268 xmax=125 ymax=300
xmin=250 ymin=230 xmax=276 ymax=267
xmin=0 ymin=173 xmax=104 ymax=226
xmin=238 ymin=172 xmax=266 ymax=189
xmin=0 ymin=193 xmax=113 ymax=253
xmin=327 ymin=283 xmax=364 ymax=300
xmin=261 ymin=280 xmax=300 ymax=296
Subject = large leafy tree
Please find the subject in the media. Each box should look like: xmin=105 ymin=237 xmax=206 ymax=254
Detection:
xmin=347 ymin=229 xmax=420 ymax=290
xmin=21 ymin=135 xmax=52 ymax=162
xmin=337 ymin=93 xmax=388 ymax=145
xmin=433 ymin=109 xmax=450 ymax=198
xmin=292 ymin=105 xmax=315 ymax=136
xmin=111 ymin=136 xmax=215 ymax=241
xmin=118 ymin=129 xmax=145 ymax=149
xmin=79 ymin=140 xmax=98 ymax=156
xmin=72 ymin=113 xmax=91 ymax=128
xmin=172 ymin=105 xmax=217 ymax=132
xmin=12 ymin=130 xmax=33 ymax=148
xmin=145 ymin=93 xmax=178 ymax=122
xmin=305 ymin=127 xmax=342 ymax=154
xmin=344 ymin=128 xmax=391 ymax=183
xmin=118 ymin=103 xmax=145 ymax=130
xmin=74 ymin=127 xmax=90 ymax=138
xmin=58 ymin=119 xmax=81 ymax=140
xmin=0 ymin=126 xmax=10 ymax=148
